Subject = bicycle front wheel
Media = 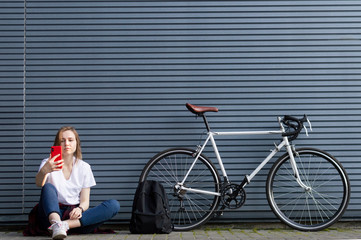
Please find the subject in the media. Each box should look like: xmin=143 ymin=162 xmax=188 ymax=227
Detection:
xmin=139 ymin=148 xmax=221 ymax=231
xmin=267 ymin=148 xmax=350 ymax=231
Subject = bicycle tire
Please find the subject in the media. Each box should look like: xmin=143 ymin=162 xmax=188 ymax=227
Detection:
xmin=139 ymin=148 xmax=221 ymax=231
xmin=266 ymin=148 xmax=350 ymax=231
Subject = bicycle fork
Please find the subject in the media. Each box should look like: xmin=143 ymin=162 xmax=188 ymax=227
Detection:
xmin=284 ymin=137 xmax=312 ymax=192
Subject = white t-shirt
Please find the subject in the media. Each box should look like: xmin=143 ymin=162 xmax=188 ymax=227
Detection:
xmin=39 ymin=157 xmax=96 ymax=205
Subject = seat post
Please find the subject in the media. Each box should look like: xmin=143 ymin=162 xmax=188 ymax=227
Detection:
xmin=201 ymin=114 xmax=211 ymax=132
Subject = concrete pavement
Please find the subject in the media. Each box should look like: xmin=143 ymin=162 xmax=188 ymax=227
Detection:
xmin=1 ymin=223 xmax=361 ymax=240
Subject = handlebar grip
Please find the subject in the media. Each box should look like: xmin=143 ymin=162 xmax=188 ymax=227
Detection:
xmin=282 ymin=115 xmax=303 ymax=139
xmin=283 ymin=115 xmax=301 ymax=123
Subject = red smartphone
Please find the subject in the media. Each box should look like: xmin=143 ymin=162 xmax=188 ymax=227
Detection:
xmin=51 ymin=146 xmax=62 ymax=169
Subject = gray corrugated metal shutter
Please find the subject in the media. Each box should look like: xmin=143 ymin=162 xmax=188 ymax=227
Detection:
xmin=0 ymin=0 xmax=24 ymax=220
xmin=0 ymin=0 xmax=360 ymax=224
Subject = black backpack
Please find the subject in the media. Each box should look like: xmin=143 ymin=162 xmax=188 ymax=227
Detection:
xmin=129 ymin=180 xmax=172 ymax=234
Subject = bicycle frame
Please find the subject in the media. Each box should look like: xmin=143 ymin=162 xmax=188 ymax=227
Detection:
xmin=179 ymin=117 xmax=310 ymax=196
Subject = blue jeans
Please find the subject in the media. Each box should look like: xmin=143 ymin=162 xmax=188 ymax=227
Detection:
xmin=38 ymin=183 xmax=120 ymax=234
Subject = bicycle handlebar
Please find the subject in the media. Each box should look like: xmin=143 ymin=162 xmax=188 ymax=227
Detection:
xmin=281 ymin=115 xmax=309 ymax=141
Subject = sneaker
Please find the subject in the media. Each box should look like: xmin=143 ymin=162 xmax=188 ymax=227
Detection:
xmin=48 ymin=221 xmax=69 ymax=239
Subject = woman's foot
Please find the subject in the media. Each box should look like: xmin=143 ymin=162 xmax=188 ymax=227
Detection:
xmin=48 ymin=221 xmax=69 ymax=239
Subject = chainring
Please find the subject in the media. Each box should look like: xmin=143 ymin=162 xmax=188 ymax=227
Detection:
xmin=221 ymin=184 xmax=246 ymax=209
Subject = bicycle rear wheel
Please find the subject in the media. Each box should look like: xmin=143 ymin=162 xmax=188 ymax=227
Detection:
xmin=267 ymin=148 xmax=350 ymax=231
xmin=139 ymin=148 xmax=221 ymax=231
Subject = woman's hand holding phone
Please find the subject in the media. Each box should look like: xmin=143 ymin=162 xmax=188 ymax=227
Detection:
xmin=45 ymin=146 xmax=64 ymax=172
xmin=41 ymin=154 xmax=64 ymax=175
xmin=50 ymin=154 xmax=64 ymax=171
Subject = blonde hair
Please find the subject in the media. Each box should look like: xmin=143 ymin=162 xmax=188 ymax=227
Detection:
xmin=53 ymin=126 xmax=82 ymax=160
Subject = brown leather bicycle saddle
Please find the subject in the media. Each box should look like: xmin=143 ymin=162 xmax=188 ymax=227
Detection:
xmin=186 ymin=103 xmax=219 ymax=114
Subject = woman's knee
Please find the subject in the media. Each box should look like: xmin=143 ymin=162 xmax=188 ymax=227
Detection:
xmin=42 ymin=183 xmax=56 ymax=191
xmin=40 ymin=183 xmax=58 ymax=197
xmin=103 ymin=199 xmax=120 ymax=216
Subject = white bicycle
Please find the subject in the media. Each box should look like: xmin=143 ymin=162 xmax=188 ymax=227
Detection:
xmin=140 ymin=103 xmax=350 ymax=231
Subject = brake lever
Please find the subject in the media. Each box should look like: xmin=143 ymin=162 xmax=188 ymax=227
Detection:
xmin=303 ymin=116 xmax=312 ymax=137
xmin=307 ymin=117 xmax=313 ymax=132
